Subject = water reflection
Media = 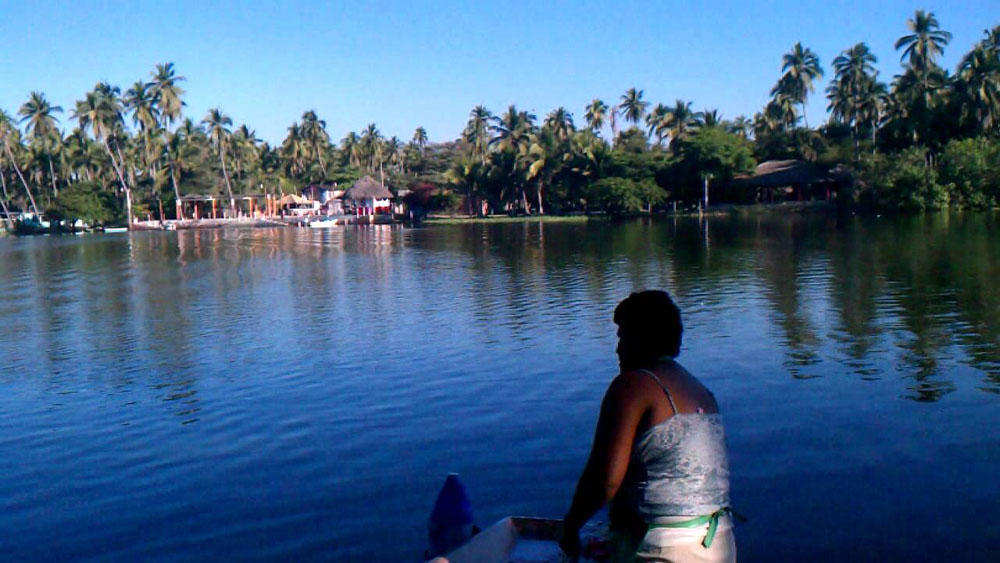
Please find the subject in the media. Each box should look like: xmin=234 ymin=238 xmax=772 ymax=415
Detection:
xmin=422 ymin=213 xmax=1000 ymax=399
xmin=1 ymin=214 xmax=997 ymax=413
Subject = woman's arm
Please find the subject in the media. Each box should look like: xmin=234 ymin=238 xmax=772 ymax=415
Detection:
xmin=562 ymin=373 xmax=647 ymax=535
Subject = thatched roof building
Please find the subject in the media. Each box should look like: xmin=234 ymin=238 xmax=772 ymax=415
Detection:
xmin=727 ymin=160 xmax=850 ymax=203
xmin=344 ymin=176 xmax=393 ymax=201
xmin=731 ymin=160 xmax=829 ymax=187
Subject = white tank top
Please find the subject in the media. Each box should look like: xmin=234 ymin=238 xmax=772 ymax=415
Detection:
xmin=621 ymin=369 xmax=732 ymax=517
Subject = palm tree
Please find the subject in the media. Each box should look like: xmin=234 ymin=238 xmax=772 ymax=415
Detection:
xmin=766 ymin=96 xmax=799 ymax=131
xmin=645 ymin=103 xmax=670 ymax=145
xmin=231 ymin=124 xmax=261 ymax=183
xmin=360 ymin=123 xmax=382 ymax=172
xmin=150 ymin=63 xmax=185 ymax=128
xmin=699 ymin=109 xmax=723 ymax=128
xmin=618 ymin=88 xmax=649 ymax=127
xmin=664 ymin=99 xmax=700 ymax=146
xmin=0 ymin=110 xmax=40 ymax=215
xmin=19 ymin=91 xmax=63 ymax=197
xmin=281 ymin=122 xmax=306 ymax=177
xmin=489 ymin=106 xmax=536 ymax=211
xmin=956 ymin=43 xmax=1000 ymax=135
xmin=163 ymin=130 xmax=194 ymax=218
xmin=524 ymin=127 xmax=567 ymax=214
xmin=341 ymin=131 xmax=361 ymax=168
xmin=544 ymin=107 xmax=575 ymax=141
xmin=584 ymin=99 xmax=608 ymax=135
xmin=464 ymin=106 xmax=492 ymax=164
xmin=771 ymin=43 xmax=823 ymax=128
xmin=728 ymin=115 xmax=752 ymax=139
xmin=124 ymin=80 xmax=159 ymax=132
xmin=828 ymin=43 xmax=883 ymax=158
xmin=412 ymin=126 xmax=428 ymax=153
xmin=895 ymin=10 xmax=952 ymax=75
xmin=299 ymin=110 xmax=330 ymax=176
xmin=490 ymin=105 xmax=536 ymax=153
xmin=73 ymin=83 xmax=135 ymax=225
xmin=202 ymin=108 xmax=236 ymax=213
xmin=19 ymin=92 xmax=63 ymax=142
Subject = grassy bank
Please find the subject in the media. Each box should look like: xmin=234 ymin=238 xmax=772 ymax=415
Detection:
xmin=423 ymin=214 xmax=591 ymax=225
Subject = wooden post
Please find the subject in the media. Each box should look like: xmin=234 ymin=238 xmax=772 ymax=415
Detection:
xmin=212 ymin=199 xmax=217 ymax=219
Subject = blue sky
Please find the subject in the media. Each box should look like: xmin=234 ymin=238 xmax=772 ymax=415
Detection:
xmin=0 ymin=1 xmax=995 ymax=145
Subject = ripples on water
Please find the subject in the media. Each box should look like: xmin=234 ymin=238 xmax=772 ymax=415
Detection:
xmin=1 ymin=214 xmax=998 ymax=561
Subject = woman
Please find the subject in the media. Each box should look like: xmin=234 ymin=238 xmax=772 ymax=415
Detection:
xmin=560 ymin=290 xmax=735 ymax=562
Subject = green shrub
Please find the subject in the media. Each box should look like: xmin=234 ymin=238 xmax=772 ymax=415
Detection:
xmin=46 ymin=181 xmax=121 ymax=225
xmin=938 ymin=138 xmax=1000 ymax=208
xmin=855 ymin=148 xmax=948 ymax=211
xmin=587 ymin=177 xmax=667 ymax=215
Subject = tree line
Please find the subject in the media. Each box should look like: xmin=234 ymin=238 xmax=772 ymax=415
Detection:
xmin=1 ymin=10 xmax=998 ymax=227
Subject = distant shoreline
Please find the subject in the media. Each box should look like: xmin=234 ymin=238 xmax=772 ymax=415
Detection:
xmin=422 ymin=201 xmax=838 ymax=224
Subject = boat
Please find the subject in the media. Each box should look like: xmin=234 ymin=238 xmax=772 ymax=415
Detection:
xmin=307 ymin=217 xmax=339 ymax=228
xmin=428 ymin=517 xmax=564 ymax=563
xmin=103 ymin=227 xmax=128 ymax=233
xmin=14 ymin=213 xmax=54 ymax=235
xmin=425 ymin=475 xmax=610 ymax=563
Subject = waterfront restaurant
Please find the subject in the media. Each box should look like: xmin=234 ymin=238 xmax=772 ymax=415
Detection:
xmin=277 ymin=193 xmax=319 ymax=217
xmin=344 ymin=175 xmax=394 ymax=216
xmin=177 ymin=194 xmax=271 ymax=219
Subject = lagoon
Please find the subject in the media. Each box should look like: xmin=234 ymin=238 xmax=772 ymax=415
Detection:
xmin=1 ymin=214 xmax=998 ymax=561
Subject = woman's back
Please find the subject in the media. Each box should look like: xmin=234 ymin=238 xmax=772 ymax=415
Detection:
xmin=618 ymin=364 xmax=731 ymax=518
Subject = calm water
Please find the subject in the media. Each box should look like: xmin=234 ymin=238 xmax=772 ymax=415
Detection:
xmin=1 ymin=214 xmax=998 ymax=561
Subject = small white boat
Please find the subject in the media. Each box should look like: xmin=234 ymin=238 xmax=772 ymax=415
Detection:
xmin=308 ymin=218 xmax=339 ymax=228
xmin=103 ymin=227 xmax=128 ymax=233
xmin=428 ymin=517 xmax=566 ymax=563
xmin=425 ymin=474 xmax=610 ymax=562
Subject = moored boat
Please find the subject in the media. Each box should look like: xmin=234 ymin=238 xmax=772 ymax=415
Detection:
xmin=307 ymin=217 xmax=339 ymax=228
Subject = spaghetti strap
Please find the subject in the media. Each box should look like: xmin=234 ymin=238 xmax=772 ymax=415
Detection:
xmin=636 ymin=369 xmax=679 ymax=415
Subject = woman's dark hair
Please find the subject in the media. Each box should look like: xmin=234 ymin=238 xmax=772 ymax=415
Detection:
xmin=613 ymin=290 xmax=683 ymax=359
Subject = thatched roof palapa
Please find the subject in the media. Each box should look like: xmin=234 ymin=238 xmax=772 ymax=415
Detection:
xmin=344 ymin=175 xmax=393 ymax=200
xmin=731 ymin=160 xmax=839 ymax=188
xmin=277 ymin=193 xmax=311 ymax=205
